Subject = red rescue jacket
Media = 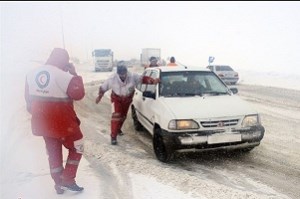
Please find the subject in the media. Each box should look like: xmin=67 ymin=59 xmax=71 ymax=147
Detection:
xmin=25 ymin=49 xmax=85 ymax=138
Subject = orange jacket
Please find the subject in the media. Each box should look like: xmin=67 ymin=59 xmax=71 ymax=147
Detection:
xmin=167 ymin=63 xmax=178 ymax=66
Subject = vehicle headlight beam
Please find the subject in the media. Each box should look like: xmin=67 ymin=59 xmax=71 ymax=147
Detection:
xmin=168 ymin=120 xmax=199 ymax=130
xmin=241 ymin=115 xmax=259 ymax=127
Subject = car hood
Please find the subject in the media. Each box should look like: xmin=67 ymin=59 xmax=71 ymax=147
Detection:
xmin=159 ymin=95 xmax=257 ymax=119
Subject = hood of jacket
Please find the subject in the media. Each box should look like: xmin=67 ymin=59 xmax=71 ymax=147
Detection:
xmin=45 ymin=48 xmax=69 ymax=70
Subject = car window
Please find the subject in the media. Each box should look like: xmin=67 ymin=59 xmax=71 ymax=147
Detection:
xmin=160 ymin=71 xmax=228 ymax=97
xmin=145 ymin=70 xmax=159 ymax=93
xmin=137 ymin=70 xmax=152 ymax=92
xmin=137 ymin=69 xmax=159 ymax=93
xmin=216 ymin=65 xmax=233 ymax=71
xmin=136 ymin=70 xmax=148 ymax=91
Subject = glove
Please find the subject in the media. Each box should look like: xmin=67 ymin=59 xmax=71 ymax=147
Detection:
xmin=96 ymin=92 xmax=105 ymax=104
xmin=153 ymin=78 xmax=160 ymax=84
xmin=95 ymin=95 xmax=102 ymax=104
xmin=149 ymin=78 xmax=160 ymax=84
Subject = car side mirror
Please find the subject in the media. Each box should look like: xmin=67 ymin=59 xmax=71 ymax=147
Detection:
xmin=230 ymin=87 xmax=238 ymax=94
xmin=143 ymin=91 xmax=156 ymax=99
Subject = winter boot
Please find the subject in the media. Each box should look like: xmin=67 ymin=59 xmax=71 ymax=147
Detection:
xmin=61 ymin=183 xmax=84 ymax=192
xmin=54 ymin=184 xmax=64 ymax=194
xmin=118 ymin=130 xmax=124 ymax=136
xmin=111 ymin=137 xmax=117 ymax=145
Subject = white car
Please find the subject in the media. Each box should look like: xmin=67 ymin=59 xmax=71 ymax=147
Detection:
xmin=207 ymin=65 xmax=239 ymax=85
xmin=131 ymin=66 xmax=265 ymax=162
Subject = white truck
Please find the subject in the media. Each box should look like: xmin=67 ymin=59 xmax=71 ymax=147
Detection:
xmin=140 ymin=48 xmax=161 ymax=68
xmin=92 ymin=49 xmax=114 ymax=72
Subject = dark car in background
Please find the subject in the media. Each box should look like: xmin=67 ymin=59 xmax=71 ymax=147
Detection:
xmin=207 ymin=65 xmax=239 ymax=85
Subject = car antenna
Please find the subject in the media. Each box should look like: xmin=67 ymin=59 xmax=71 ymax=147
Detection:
xmin=177 ymin=61 xmax=188 ymax=69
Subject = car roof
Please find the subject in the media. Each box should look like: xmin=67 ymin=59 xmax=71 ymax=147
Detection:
xmin=147 ymin=66 xmax=211 ymax=72
xmin=207 ymin=65 xmax=231 ymax=67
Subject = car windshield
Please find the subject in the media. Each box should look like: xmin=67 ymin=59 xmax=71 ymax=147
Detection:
xmin=159 ymin=71 xmax=229 ymax=97
xmin=216 ymin=65 xmax=233 ymax=71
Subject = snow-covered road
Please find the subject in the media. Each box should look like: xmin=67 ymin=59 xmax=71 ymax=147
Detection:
xmin=1 ymin=64 xmax=299 ymax=199
xmin=76 ymin=66 xmax=300 ymax=199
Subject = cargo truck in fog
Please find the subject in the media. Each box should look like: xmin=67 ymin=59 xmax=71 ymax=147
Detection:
xmin=92 ymin=49 xmax=114 ymax=72
xmin=140 ymin=48 xmax=161 ymax=68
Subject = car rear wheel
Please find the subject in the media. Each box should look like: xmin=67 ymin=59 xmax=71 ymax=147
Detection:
xmin=131 ymin=106 xmax=144 ymax=131
xmin=153 ymin=129 xmax=174 ymax=163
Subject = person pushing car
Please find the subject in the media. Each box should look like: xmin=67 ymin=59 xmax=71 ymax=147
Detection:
xmin=95 ymin=61 xmax=159 ymax=145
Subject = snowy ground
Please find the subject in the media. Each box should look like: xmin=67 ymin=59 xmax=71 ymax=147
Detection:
xmin=1 ymin=62 xmax=299 ymax=199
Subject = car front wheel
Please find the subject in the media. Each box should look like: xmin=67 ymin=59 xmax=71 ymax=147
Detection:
xmin=153 ymin=128 xmax=174 ymax=163
xmin=131 ymin=106 xmax=144 ymax=131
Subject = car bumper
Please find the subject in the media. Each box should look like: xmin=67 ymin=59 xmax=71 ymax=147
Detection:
xmin=95 ymin=67 xmax=113 ymax=72
xmin=221 ymin=77 xmax=239 ymax=84
xmin=160 ymin=125 xmax=265 ymax=152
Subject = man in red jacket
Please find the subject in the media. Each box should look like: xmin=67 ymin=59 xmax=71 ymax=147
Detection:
xmin=25 ymin=48 xmax=85 ymax=194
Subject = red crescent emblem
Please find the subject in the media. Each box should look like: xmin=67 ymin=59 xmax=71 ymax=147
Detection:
xmin=39 ymin=75 xmax=45 ymax=84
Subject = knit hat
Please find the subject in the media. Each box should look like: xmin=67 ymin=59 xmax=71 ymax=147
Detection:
xmin=149 ymin=56 xmax=157 ymax=62
xmin=117 ymin=61 xmax=127 ymax=75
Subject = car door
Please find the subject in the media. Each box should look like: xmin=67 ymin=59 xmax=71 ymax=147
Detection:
xmin=138 ymin=69 xmax=160 ymax=133
xmin=134 ymin=69 xmax=150 ymax=123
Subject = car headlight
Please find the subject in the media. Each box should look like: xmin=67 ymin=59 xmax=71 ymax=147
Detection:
xmin=168 ymin=120 xmax=199 ymax=130
xmin=241 ymin=115 xmax=260 ymax=127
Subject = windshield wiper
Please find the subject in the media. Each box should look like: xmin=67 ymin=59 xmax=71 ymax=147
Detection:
xmin=203 ymin=91 xmax=229 ymax=96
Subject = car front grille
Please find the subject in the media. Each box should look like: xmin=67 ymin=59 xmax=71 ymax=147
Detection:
xmin=200 ymin=119 xmax=239 ymax=128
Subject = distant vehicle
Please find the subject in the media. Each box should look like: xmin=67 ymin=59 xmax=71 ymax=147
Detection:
xmin=131 ymin=66 xmax=265 ymax=162
xmin=140 ymin=48 xmax=161 ymax=68
xmin=207 ymin=65 xmax=239 ymax=85
xmin=92 ymin=49 xmax=114 ymax=72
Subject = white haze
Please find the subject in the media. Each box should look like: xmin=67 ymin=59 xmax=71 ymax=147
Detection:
xmin=1 ymin=61 xmax=299 ymax=198
xmin=1 ymin=1 xmax=300 ymax=199
xmin=1 ymin=2 xmax=300 ymax=74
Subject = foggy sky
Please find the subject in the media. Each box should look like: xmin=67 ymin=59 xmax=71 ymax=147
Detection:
xmin=1 ymin=1 xmax=300 ymax=74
